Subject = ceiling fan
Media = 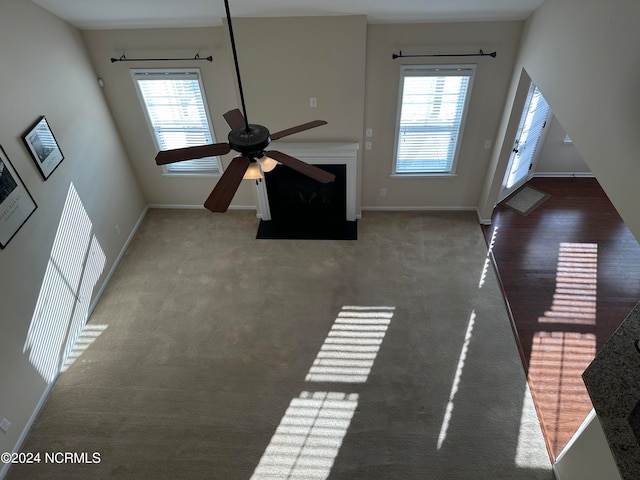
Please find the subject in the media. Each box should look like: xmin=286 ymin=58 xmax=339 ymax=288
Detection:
xmin=154 ymin=0 xmax=335 ymax=213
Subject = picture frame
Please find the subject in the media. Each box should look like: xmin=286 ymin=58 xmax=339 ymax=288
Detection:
xmin=0 ymin=145 xmax=37 ymax=249
xmin=22 ymin=116 xmax=64 ymax=180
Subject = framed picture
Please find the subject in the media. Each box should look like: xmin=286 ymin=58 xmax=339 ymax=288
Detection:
xmin=22 ymin=116 xmax=64 ymax=180
xmin=0 ymin=145 xmax=37 ymax=249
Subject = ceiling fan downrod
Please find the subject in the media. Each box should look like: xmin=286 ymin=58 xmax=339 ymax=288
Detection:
xmin=224 ymin=0 xmax=251 ymax=132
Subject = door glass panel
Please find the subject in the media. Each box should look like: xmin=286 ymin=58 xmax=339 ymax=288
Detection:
xmin=499 ymin=84 xmax=550 ymax=201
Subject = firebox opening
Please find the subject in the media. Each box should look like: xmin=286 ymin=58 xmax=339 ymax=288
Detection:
xmin=258 ymin=163 xmax=356 ymax=240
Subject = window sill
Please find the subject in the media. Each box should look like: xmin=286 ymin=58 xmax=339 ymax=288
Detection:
xmin=162 ymin=172 xmax=222 ymax=178
xmin=390 ymin=173 xmax=458 ymax=178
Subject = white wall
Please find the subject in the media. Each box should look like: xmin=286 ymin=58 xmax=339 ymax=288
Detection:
xmin=234 ymin=16 xmax=367 ymax=212
xmin=535 ymin=114 xmax=591 ymax=176
xmin=553 ymin=412 xmax=621 ymax=480
xmin=0 ymin=0 xmax=145 ymax=465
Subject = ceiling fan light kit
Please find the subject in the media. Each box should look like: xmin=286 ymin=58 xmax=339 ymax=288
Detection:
xmin=154 ymin=0 xmax=334 ymax=213
xmin=259 ymin=155 xmax=278 ymax=173
xmin=243 ymin=162 xmax=263 ymax=180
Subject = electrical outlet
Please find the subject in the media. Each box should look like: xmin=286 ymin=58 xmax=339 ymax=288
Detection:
xmin=0 ymin=418 xmax=10 ymax=433
xmin=115 ymin=224 xmax=121 ymax=235
xmin=309 ymin=97 xmax=317 ymax=108
xmin=380 ymin=188 xmax=387 ymax=196
xmin=365 ymin=128 xmax=373 ymax=137
xmin=365 ymin=141 xmax=372 ymax=150
xmin=484 ymin=140 xmax=492 ymax=149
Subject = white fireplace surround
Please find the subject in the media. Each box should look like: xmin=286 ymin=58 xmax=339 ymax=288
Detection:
xmin=255 ymin=142 xmax=359 ymax=222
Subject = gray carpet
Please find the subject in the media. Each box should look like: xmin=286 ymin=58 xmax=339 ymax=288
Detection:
xmin=7 ymin=210 xmax=552 ymax=479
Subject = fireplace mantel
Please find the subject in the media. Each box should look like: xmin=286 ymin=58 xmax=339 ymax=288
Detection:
xmin=255 ymin=142 xmax=359 ymax=221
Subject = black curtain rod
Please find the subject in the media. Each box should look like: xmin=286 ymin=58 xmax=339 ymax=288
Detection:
xmin=111 ymin=53 xmax=213 ymax=63
xmin=392 ymin=49 xmax=496 ymax=60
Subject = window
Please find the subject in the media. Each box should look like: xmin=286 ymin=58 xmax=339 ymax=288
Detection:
xmin=131 ymin=68 xmax=222 ymax=175
xmin=394 ymin=65 xmax=475 ymax=175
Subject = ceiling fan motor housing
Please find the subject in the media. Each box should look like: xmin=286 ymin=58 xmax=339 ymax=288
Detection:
xmin=228 ymin=124 xmax=271 ymax=158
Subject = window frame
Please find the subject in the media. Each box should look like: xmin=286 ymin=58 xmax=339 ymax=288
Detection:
xmin=131 ymin=68 xmax=223 ymax=176
xmin=392 ymin=64 xmax=475 ymax=177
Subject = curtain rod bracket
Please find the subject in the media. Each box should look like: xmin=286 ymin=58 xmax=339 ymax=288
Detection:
xmin=392 ymin=49 xmax=497 ymax=60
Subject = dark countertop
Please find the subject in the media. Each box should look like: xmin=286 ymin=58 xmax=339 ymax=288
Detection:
xmin=583 ymin=300 xmax=640 ymax=480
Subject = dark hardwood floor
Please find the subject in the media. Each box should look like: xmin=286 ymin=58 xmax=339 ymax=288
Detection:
xmin=482 ymin=177 xmax=640 ymax=461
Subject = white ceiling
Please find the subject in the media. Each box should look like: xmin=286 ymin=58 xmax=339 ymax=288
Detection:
xmin=31 ymin=0 xmax=544 ymax=30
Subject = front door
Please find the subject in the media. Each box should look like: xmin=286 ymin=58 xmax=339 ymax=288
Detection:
xmin=499 ymin=83 xmax=551 ymax=201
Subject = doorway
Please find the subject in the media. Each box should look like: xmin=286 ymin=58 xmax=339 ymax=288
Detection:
xmin=498 ymin=83 xmax=551 ymax=202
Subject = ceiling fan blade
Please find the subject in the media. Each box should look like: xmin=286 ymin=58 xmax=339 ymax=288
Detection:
xmin=270 ymin=120 xmax=328 ymax=141
xmin=223 ymin=109 xmax=246 ymax=130
xmin=155 ymin=143 xmax=231 ymax=165
xmin=265 ymin=150 xmax=335 ymax=184
xmin=203 ymin=156 xmax=250 ymax=212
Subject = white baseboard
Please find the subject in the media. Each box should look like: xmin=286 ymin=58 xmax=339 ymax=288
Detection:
xmin=227 ymin=205 xmax=257 ymax=211
xmin=147 ymin=204 xmax=257 ymax=210
xmin=147 ymin=204 xmax=205 ymax=209
xmin=0 ymin=380 xmax=57 ymax=480
xmin=554 ymin=410 xmax=596 ymax=465
xmin=361 ymin=205 xmax=477 ymax=212
xmin=361 ymin=205 xmax=486 ymax=224
xmin=361 ymin=206 xmax=485 ymax=225
xmin=552 ymin=464 xmax=563 ymax=480
xmin=533 ymin=172 xmax=594 ymax=178
xmin=88 ymin=205 xmax=149 ymax=318
xmin=476 ymin=209 xmax=492 ymax=225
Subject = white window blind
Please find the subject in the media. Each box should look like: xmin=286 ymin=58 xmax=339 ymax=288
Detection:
xmin=132 ymin=69 xmax=222 ymax=174
xmin=394 ymin=66 xmax=474 ymax=174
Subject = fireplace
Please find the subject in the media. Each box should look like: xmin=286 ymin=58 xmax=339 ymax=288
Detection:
xmin=254 ymin=142 xmax=359 ymax=239
xmin=266 ymin=163 xmax=346 ymax=223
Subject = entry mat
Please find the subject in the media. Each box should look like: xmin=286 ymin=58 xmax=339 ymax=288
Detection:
xmin=502 ymin=185 xmax=550 ymax=216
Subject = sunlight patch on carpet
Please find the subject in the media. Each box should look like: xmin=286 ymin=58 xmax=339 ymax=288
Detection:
xmin=479 ymin=225 xmax=499 ymax=289
xmin=61 ymin=324 xmax=108 ymax=372
xmin=250 ymin=391 xmax=359 ymax=480
xmin=438 ymin=310 xmax=476 ymax=449
xmin=305 ymin=306 xmax=395 ymax=383
xmin=516 ymin=382 xmax=552 ymax=468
